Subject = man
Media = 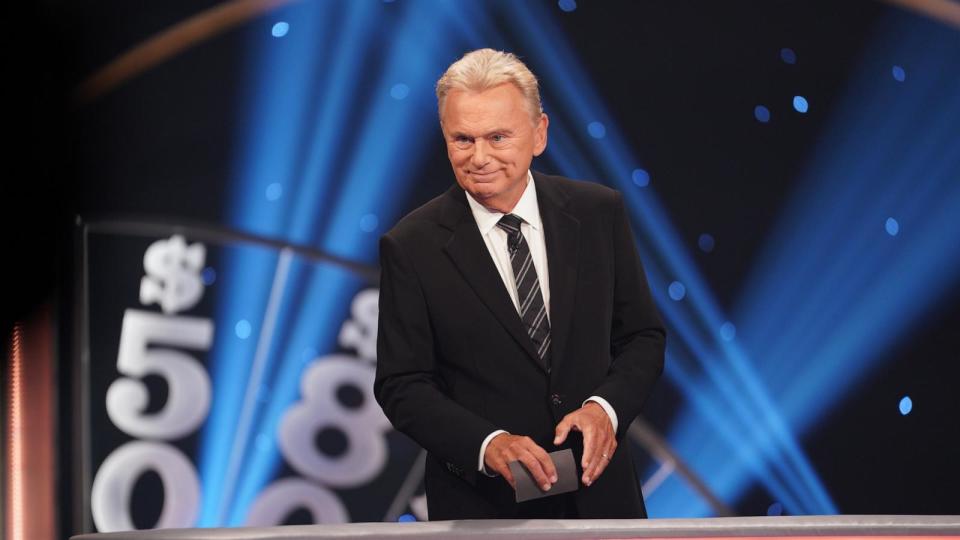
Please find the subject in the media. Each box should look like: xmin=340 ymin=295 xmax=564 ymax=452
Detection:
xmin=375 ymin=49 xmax=665 ymax=520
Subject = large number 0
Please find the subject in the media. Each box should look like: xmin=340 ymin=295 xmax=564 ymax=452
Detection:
xmin=278 ymin=355 xmax=391 ymax=488
xmin=245 ymin=478 xmax=348 ymax=526
xmin=90 ymin=441 xmax=200 ymax=532
xmin=106 ymin=309 xmax=213 ymax=439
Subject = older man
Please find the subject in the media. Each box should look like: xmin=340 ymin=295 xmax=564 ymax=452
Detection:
xmin=375 ymin=49 xmax=665 ymax=520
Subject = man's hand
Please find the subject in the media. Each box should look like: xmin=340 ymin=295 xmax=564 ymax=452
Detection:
xmin=553 ymin=401 xmax=616 ymax=487
xmin=483 ymin=433 xmax=558 ymax=492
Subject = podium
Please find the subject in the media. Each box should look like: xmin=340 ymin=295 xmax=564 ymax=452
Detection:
xmin=72 ymin=515 xmax=960 ymax=540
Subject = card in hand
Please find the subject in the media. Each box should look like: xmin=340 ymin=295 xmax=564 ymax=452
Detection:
xmin=508 ymin=448 xmax=579 ymax=502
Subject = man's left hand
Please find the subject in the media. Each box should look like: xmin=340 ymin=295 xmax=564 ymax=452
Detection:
xmin=553 ymin=401 xmax=616 ymax=487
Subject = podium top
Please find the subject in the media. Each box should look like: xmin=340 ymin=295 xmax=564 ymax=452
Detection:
xmin=72 ymin=515 xmax=960 ymax=540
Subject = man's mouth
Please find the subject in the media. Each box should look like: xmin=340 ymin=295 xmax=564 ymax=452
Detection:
xmin=470 ymin=170 xmax=498 ymax=181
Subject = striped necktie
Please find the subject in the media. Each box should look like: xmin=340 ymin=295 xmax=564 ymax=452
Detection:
xmin=497 ymin=214 xmax=551 ymax=364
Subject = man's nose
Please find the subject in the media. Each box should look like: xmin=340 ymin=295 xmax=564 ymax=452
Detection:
xmin=470 ymin=139 xmax=489 ymax=167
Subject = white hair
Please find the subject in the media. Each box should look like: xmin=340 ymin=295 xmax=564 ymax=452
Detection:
xmin=436 ymin=48 xmax=543 ymax=123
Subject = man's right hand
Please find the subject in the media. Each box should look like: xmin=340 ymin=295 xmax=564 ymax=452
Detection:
xmin=483 ymin=433 xmax=558 ymax=492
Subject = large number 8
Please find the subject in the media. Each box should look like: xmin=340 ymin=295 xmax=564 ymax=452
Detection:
xmin=279 ymin=355 xmax=391 ymax=488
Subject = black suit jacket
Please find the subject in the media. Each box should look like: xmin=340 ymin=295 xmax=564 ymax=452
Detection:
xmin=375 ymin=172 xmax=665 ymax=519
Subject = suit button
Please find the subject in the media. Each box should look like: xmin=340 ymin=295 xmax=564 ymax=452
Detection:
xmin=551 ymin=394 xmax=562 ymax=406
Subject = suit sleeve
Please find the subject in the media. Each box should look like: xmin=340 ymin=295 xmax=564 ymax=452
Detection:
xmin=374 ymin=232 xmax=499 ymax=482
xmin=591 ymin=191 xmax=666 ymax=439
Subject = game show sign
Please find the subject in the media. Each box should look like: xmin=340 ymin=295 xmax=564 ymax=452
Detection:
xmin=80 ymin=222 xmax=426 ymax=533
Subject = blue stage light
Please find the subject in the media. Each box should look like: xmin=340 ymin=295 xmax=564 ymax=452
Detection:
xmin=885 ymin=217 xmax=900 ymax=236
xmin=390 ymin=83 xmax=410 ymax=100
xmin=271 ymin=22 xmax=289 ymax=38
xmin=588 ymin=121 xmax=606 ymax=139
xmin=632 ymin=168 xmax=650 ymax=187
xmin=793 ymin=96 xmax=809 ymax=113
xmin=768 ymin=502 xmax=784 ymax=516
xmin=508 ymin=0 xmax=838 ymax=516
xmin=265 ymin=183 xmax=282 ymax=201
xmin=558 ymin=0 xmax=577 ymax=13
xmin=899 ymin=396 xmax=912 ymax=415
xmin=780 ymin=48 xmax=797 ymax=65
xmin=398 ymin=513 xmax=417 ymax=522
xmin=360 ymin=213 xmax=379 ymax=233
xmin=219 ymin=0 xmax=468 ymax=525
xmin=892 ymin=65 xmax=906 ymax=82
xmin=235 ymin=320 xmax=252 ymax=339
xmin=202 ymin=267 xmax=217 ymax=286
xmin=668 ymin=281 xmax=686 ymax=301
xmin=698 ymin=234 xmax=715 ymax=253
xmin=755 ymin=105 xmax=771 ymax=123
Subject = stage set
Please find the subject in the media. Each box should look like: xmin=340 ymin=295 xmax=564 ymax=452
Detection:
xmin=3 ymin=1 xmax=960 ymax=540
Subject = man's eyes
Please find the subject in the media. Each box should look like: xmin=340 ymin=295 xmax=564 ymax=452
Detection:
xmin=452 ymin=134 xmax=510 ymax=147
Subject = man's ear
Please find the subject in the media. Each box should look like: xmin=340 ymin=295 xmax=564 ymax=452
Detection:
xmin=533 ymin=113 xmax=549 ymax=157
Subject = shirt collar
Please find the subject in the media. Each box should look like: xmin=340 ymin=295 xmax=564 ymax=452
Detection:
xmin=465 ymin=170 xmax=542 ymax=236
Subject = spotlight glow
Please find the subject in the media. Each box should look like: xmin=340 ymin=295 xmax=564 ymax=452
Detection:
xmin=892 ymin=65 xmax=906 ymax=82
xmin=668 ymin=281 xmax=686 ymax=301
xmin=587 ymin=121 xmax=606 ymax=139
xmin=793 ymin=96 xmax=809 ymax=113
xmin=755 ymin=105 xmax=771 ymax=123
xmin=271 ymin=22 xmax=289 ymax=38
xmin=359 ymin=213 xmax=379 ymax=232
xmin=698 ymin=234 xmax=715 ymax=253
xmin=780 ymin=48 xmax=797 ymax=65
xmin=235 ymin=320 xmax=252 ymax=339
xmin=390 ymin=83 xmax=410 ymax=100
xmin=899 ymin=396 xmax=912 ymax=415
xmin=720 ymin=322 xmax=736 ymax=342
xmin=632 ymin=168 xmax=650 ymax=187
xmin=885 ymin=217 xmax=900 ymax=236
xmin=265 ymin=183 xmax=283 ymax=201
xmin=202 ymin=267 xmax=217 ymax=286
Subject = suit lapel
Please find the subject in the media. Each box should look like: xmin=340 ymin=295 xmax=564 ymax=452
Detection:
xmin=438 ymin=185 xmax=546 ymax=370
xmin=533 ymin=172 xmax=580 ymax=381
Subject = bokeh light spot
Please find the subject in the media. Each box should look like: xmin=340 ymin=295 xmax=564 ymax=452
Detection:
xmin=587 ymin=121 xmax=606 ymax=139
xmin=793 ymin=95 xmax=809 ymax=113
xmin=698 ymin=234 xmax=715 ymax=253
xmin=754 ymin=105 xmax=771 ymax=123
xmin=390 ymin=83 xmax=410 ymax=100
xmin=885 ymin=217 xmax=900 ymax=236
xmin=235 ymin=319 xmax=252 ymax=339
xmin=899 ymin=396 xmax=912 ymax=415
xmin=632 ymin=168 xmax=650 ymax=187
xmin=668 ymin=281 xmax=686 ymax=301
xmin=271 ymin=22 xmax=289 ymax=38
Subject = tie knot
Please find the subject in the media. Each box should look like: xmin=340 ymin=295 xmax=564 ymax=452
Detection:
xmin=497 ymin=214 xmax=523 ymax=235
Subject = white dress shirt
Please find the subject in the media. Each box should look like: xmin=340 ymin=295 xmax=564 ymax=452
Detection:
xmin=464 ymin=171 xmax=619 ymax=475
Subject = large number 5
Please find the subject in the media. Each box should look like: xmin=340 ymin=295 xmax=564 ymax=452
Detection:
xmin=106 ymin=309 xmax=213 ymax=439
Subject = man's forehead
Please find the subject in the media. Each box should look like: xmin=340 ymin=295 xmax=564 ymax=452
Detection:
xmin=441 ymin=87 xmax=536 ymax=130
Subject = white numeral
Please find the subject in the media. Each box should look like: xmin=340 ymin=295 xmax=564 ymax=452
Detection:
xmin=338 ymin=289 xmax=378 ymax=361
xmin=279 ymin=355 xmax=390 ymax=487
xmin=246 ymin=477 xmax=348 ymax=526
xmin=106 ymin=309 xmax=213 ymax=439
xmin=91 ymin=441 xmax=200 ymax=532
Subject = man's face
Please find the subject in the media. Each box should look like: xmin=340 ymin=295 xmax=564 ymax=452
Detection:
xmin=441 ymin=83 xmax=548 ymax=213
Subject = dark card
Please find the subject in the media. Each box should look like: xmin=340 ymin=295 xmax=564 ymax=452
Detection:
xmin=509 ymin=448 xmax=579 ymax=502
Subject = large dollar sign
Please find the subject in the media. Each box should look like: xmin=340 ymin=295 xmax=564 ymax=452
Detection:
xmin=139 ymin=235 xmax=206 ymax=314
xmin=338 ymin=289 xmax=378 ymax=361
